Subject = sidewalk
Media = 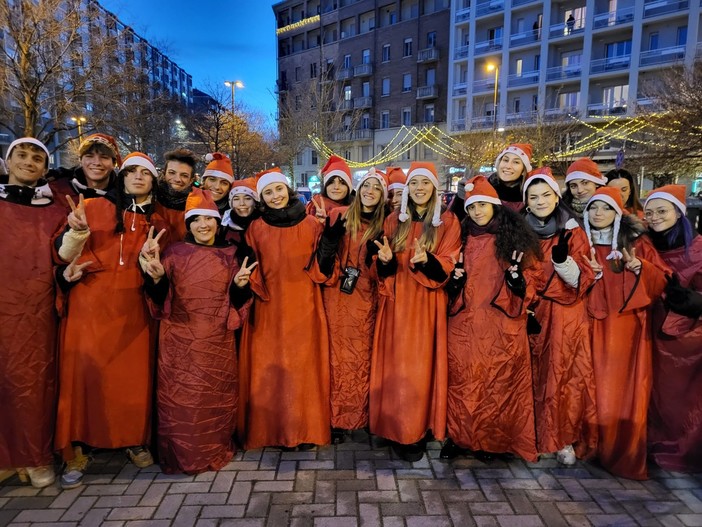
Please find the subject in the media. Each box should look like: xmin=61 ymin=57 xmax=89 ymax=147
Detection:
xmin=1 ymin=438 xmax=701 ymax=527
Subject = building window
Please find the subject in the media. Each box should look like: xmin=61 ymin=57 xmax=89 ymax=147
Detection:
xmin=344 ymin=85 xmax=352 ymax=100
xmin=424 ymin=104 xmax=435 ymax=123
xmin=344 ymin=149 xmax=352 ymax=161
xmin=402 ymin=73 xmax=412 ymax=92
xmin=514 ymin=98 xmax=521 ymax=113
xmin=516 ymin=59 xmax=523 ymax=77
xmin=558 ymin=91 xmax=580 ymax=109
xmin=677 ymin=26 xmax=687 ymax=46
xmin=649 ymin=32 xmax=659 ymax=50
xmin=402 ymin=107 xmax=411 ymax=126
xmin=296 ymin=152 xmax=303 ymax=165
xmin=532 ymin=94 xmax=538 ymax=111
xmin=602 ymin=84 xmax=628 ymax=109
xmin=295 ymin=96 xmax=301 ymax=110
xmin=427 ymin=31 xmax=437 ymax=48
xmin=361 ymin=145 xmax=371 ymax=161
xmin=382 ymin=77 xmax=390 ymax=96
xmin=362 ymin=112 xmax=370 ymax=129
xmin=605 ymin=40 xmax=631 ymax=58
xmin=488 ymin=26 xmax=503 ymax=45
xmin=380 ymin=110 xmax=390 ymax=128
xmin=362 ymin=81 xmax=370 ymax=97
xmin=362 ymin=49 xmax=371 ymax=64
xmin=311 ymin=150 xmax=318 ymax=165
xmin=403 ymin=38 xmax=413 ymax=57
xmin=310 ymin=62 xmax=317 ymax=78
xmin=382 ymin=44 xmax=391 ymax=62
xmin=343 ymin=54 xmax=351 ymax=68
xmin=425 ymin=68 xmax=435 ymax=86
xmin=534 ymin=54 xmax=541 ymax=70
xmin=295 ymin=66 xmax=302 ymax=82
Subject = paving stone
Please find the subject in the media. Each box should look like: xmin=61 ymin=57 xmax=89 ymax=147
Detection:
xmin=200 ymin=505 xmax=247 ymax=518
xmin=454 ymin=469 xmax=480 ymax=490
xmin=184 ymin=492 xmax=228 ymax=505
xmin=49 ymin=486 xmax=84 ymax=509
xmin=337 ymin=490 xmax=358 ymax=516
xmin=3 ymin=496 xmax=54 ymax=509
xmin=440 ymin=490 xmax=485 ymax=503
xmin=406 ymin=515 xmax=453 ymax=527
xmin=291 ymin=503 xmax=336 ymax=516
xmin=447 ymin=502 xmax=478 ymax=527
xmin=357 ymin=490 xmax=399 ymax=503
xmin=398 ymin=480 xmax=421 ymax=502
xmin=376 ymin=469 xmax=396 ymax=491
xmin=496 ymin=514 xmax=544 ymax=526
xmin=153 ymin=494 xmax=185 ymax=519
xmin=422 ymin=490 xmax=447 ymax=515
xmin=532 ymin=501 xmax=567 ymax=526
xmin=587 ymin=514 xmax=638 ymax=526
xmin=13 ymin=509 xmax=64 ymax=522
xmin=266 ymin=504 xmax=291 ymax=527
xmin=78 ymin=508 xmax=110 ymax=526
xmin=246 ymin=492 xmax=271 ymax=517
xmin=358 ymin=503 xmax=379 ymax=527
xmin=81 ymin=484 xmax=129 ymax=496
xmin=479 ymin=478 xmax=507 ymax=501
xmin=678 ymin=515 xmax=702 ymax=527
xmin=380 ymin=516 xmax=405 ymax=527
xmin=93 ymin=494 xmax=141 ymax=508
xmin=474 ymin=516 xmax=500 ymax=527
xmin=271 ymin=492 xmax=313 ymax=504
xmin=380 ymin=502 xmax=425 ymax=516
xmin=314 ymin=480 xmax=336 ymax=503
xmin=314 ymin=517 xmax=358 ymax=527
xmin=295 ymin=471 xmax=316 ymax=492
xmin=212 ymin=471 xmax=237 ymax=493
xmin=237 ymin=471 xmax=276 ymax=481
xmin=505 ymin=489 xmax=537 ymax=514
xmin=563 ymin=514 xmax=591 ymax=527
xmin=229 ymin=481 xmax=253 ymax=505
xmin=674 ymin=491 xmax=702 ymax=513
xmin=107 ymin=506 xmax=156 ymax=520
xmin=276 ymin=460 xmax=298 ymax=480
xmin=470 ymin=502 xmax=514 ymax=515
xmin=60 ymin=496 xmax=98 ymax=521
xmin=336 ymin=480 xmax=376 ymax=491
xmin=172 ymin=505 xmax=201 ymax=527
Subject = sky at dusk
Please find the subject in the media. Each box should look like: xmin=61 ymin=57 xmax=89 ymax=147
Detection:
xmin=101 ymin=1 xmax=280 ymax=124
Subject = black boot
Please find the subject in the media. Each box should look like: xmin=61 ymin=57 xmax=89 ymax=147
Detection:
xmin=392 ymin=441 xmax=425 ymax=462
xmin=331 ymin=428 xmax=346 ymax=445
xmin=440 ymin=438 xmax=468 ymax=460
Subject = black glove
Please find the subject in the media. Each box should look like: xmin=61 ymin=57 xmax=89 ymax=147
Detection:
xmin=323 ymin=215 xmax=346 ymax=243
xmin=364 ymin=234 xmax=382 ymax=268
xmin=551 ymin=228 xmax=573 ymax=264
xmin=527 ymin=312 xmax=542 ymax=334
xmin=445 ymin=269 xmax=467 ymax=301
xmin=664 ymin=274 xmax=702 ymax=318
xmin=505 ymin=254 xmax=527 ymax=298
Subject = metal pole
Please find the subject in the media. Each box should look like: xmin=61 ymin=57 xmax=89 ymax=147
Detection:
xmin=492 ymin=66 xmax=499 ymax=132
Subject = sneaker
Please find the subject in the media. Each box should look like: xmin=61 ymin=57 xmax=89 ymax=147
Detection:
xmin=556 ymin=444 xmax=576 ymax=465
xmin=126 ymin=446 xmax=154 ymax=468
xmin=61 ymin=447 xmax=91 ymax=489
xmin=19 ymin=465 xmax=55 ymax=488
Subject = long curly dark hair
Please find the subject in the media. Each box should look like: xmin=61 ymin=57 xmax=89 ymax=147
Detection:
xmin=462 ymin=205 xmax=543 ymax=264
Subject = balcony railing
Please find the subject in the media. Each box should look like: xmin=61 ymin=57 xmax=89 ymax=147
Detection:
xmin=339 ymin=99 xmax=354 ymax=111
xmin=453 ymin=82 xmax=468 ymax=96
xmin=643 ymin=0 xmax=689 ymax=18
xmin=474 ymin=37 xmax=502 ymax=55
xmin=353 ymin=63 xmax=373 ymax=77
xmin=590 ymin=55 xmax=631 ymax=73
xmin=455 ymin=6 xmax=471 ymax=23
xmin=332 ymin=129 xmax=373 ymax=142
xmin=454 ymin=45 xmax=470 ymax=59
xmin=336 ymin=68 xmax=353 ymax=81
xmin=471 ymin=116 xmax=494 ymax=128
xmin=472 ymin=77 xmax=495 ymax=92
xmin=512 ymin=0 xmax=538 ymax=5
xmin=353 ymin=96 xmax=373 ymax=108
xmin=509 ymin=29 xmax=541 ymax=47
xmin=592 ymin=6 xmax=635 ymax=29
xmin=640 ymin=45 xmax=686 ymax=66
xmin=417 ymin=47 xmax=440 ymax=62
xmin=548 ymin=21 xmax=585 ymax=39
xmin=416 ymin=85 xmax=439 ymax=99
xmin=546 ymin=63 xmax=582 ymax=81
xmin=587 ymin=103 xmax=628 ymax=116
xmin=452 ymin=119 xmax=466 ymax=131
xmin=545 ymin=106 xmax=580 ymax=118
xmin=506 ymin=111 xmax=538 ymax=123
xmin=475 ymin=0 xmax=504 ymax=17
xmin=507 ymin=70 xmax=539 ymax=87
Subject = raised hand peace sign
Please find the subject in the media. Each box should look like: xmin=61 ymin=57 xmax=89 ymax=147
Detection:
xmin=234 ymin=256 xmax=259 ymax=288
xmin=313 ymin=195 xmax=327 ymax=224
xmin=622 ymin=247 xmax=642 ymax=275
xmin=67 ymin=194 xmax=89 ymax=231
xmin=582 ymin=248 xmax=603 ymax=275
xmin=140 ymin=226 xmax=167 ymax=260
xmin=63 ymin=255 xmax=93 ymax=283
xmin=507 ymin=250 xmax=524 ymax=278
xmin=373 ymin=235 xmax=393 ymax=263
xmin=409 ymin=238 xmax=428 ymax=265
xmin=451 ymin=252 xmax=465 ymax=280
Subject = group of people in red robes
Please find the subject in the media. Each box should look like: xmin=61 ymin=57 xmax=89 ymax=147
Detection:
xmin=1 ymin=135 xmax=699 ymax=493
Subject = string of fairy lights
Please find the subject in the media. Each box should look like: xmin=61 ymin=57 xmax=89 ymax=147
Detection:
xmin=308 ymin=111 xmax=683 ymax=168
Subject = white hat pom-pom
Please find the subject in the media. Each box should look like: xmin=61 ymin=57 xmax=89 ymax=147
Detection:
xmin=465 ymin=183 xmax=474 ymax=192
xmin=205 ymin=153 xmax=214 ymax=162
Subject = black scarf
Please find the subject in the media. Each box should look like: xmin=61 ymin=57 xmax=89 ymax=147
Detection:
xmin=261 ymin=198 xmax=307 ymax=227
xmin=157 ymin=179 xmax=190 ymax=211
xmin=466 ymin=216 xmax=499 ymax=237
xmin=525 ymin=210 xmax=559 ymax=239
xmin=228 ymin=209 xmax=260 ymax=231
xmin=492 ymin=177 xmax=523 ymax=204
xmin=649 ymin=225 xmax=686 ymax=251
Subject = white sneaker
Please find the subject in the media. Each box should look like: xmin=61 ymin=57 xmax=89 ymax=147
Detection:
xmin=556 ymin=444 xmax=576 ymax=465
xmin=19 ymin=465 xmax=55 ymax=488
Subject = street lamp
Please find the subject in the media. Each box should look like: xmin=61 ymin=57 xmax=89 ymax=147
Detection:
xmin=224 ymin=80 xmax=244 ymax=113
xmin=71 ymin=116 xmax=87 ymax=140
xmin=486 ymin=63 xmax=499 ymax=132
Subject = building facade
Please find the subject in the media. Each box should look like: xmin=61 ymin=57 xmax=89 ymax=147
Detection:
xmin=274 ymin=0 xmax=451 ymax=189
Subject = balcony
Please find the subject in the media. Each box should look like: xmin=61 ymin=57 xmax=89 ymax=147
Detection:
xmin=643 ymin=0 xmax=689 ymax=18
xmin=353 ymin=96 xmax=372 ymax=108
xmin=640 ymin=45 xmax=686 ymax=66
xmin=548 ymin=21 xmax=585 ymax=39
xmin=475 ymin=0 xmax=504 ymax=17
xmin=452 ymin=119 xmax=466 ymax=131
xmin=474 ymin=37 xmax=503 ymax=55
xmin=455 ymin=6 xmax=471 ymax=22
xmin=506 ymin=110 xmax=537 ymax=123
xmin=545 ymin=106 xmax=580 ymax=119
xmin=587 ymin=103 xmax=628 ymax=116
xmin=453 ymin=82 xmax=468 ymax=96
xmin=333 ymin=129 xmax=373 ymax=142
xmin=509 ymin=29 xmax=541 ymax=47
xmin=507 ymin=70 xmax=539 ymax=87
xmin=417 ymin=47 xmax=440 ymax=63
xmin=336 ymin=68 xmax=353 ymax=81
xmin=471 ymin=115 xmax=494 ymax=128
xmin=512 ymin=0 xmax=538 ymax=5
xmin=590 ymin=55 xmax=631 ymax=73
xmin=416 ymin=85 xmax=439 ymax=99
xmin=473 ymin=77 xmax=495 ymax=93
xmin=339 ymin=99 xmax=354 ymax=111
xmin=546 ymin=63 xmax=582 ymax=81
xmin=454 ymin=45 xmax=470 ymax=59
xmin=353 ymin=63 xmax=373 ymax=77
xmin=592 ymin=6 xmax=635 ymax=29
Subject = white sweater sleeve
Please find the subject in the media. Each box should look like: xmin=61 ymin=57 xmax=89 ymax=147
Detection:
xmin=552 ymin=256 xmax=580 ymax=289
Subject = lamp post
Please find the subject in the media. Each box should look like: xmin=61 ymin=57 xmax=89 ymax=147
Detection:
xmin=224 ymin=80 xmax=244 ymax=113
xmin=71 ymin=116 xmax=87 ymax=140
xmin=486 ymin=63 xmax=499 ymax=132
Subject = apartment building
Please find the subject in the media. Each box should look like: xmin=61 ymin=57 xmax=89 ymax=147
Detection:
xmin=274 ymin=0 xmax=450 ymax=188
xmin=447 ymin=0 xmax=700 ymax=157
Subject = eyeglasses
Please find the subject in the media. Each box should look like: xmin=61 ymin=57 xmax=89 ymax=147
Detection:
xmin=644 ymin=208 xmax=674 ymax=220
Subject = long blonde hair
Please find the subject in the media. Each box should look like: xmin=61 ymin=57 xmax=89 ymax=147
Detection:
xmin=392 ymin=190 xmax=439 ymax=252
xmin=345 ymin=187 xmax=385 ymax=243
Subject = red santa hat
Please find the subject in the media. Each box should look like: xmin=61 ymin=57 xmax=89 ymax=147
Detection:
xmin=645 ymin=184 xmax=687 ymax=215
xmin=255 ymin=167 xmax=288 ymax=196
xmin=355 ymin=167 xmax=389 ymax=199
xmin=120 ymin=152 xmax=158 ymax=178
xmin=79 ymin=133 xmax=121 ymax=165
xmin=584 ymin=186 xmax=625 ymax=261
xmin=464 ymin=175 xmax=502 ymax=209
xmin=386 ymin=167 xmax=406 ymax=192
xmin=495 ymin=143 xmax=533 ymax=173
xmin=398 ymin=162 xmax=442 ymax=227
xmin=229 ymin=177 xmax=259 ymax=205
xmin=185 ymin=187 xmax=221 ymax=221
xmin=202 ymin=152 xmax=234 ymax=184
xmin=523 ymin=166 xmax=562 ymax=201
xmin=565 ymin=157 xmax=607 ymax=186
xmin=6 ymin=137 xmax=51 ymax=166
xmin=321 ymin=155 xmax=352 ymax=190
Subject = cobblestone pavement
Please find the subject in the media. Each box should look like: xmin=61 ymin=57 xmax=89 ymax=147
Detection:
xmin=1 ymin=437 xmax=701 ymax=527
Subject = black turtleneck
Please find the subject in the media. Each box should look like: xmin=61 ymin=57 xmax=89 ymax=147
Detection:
xmin=157 ymin=179 xmax=190 ymax=211
xmin=649 ymin=225 xmax=686 ymax=252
